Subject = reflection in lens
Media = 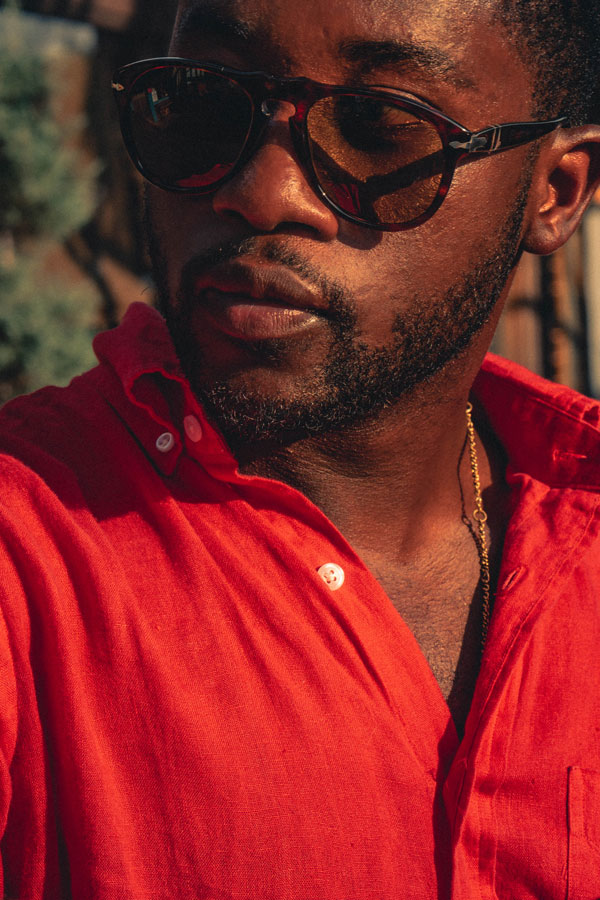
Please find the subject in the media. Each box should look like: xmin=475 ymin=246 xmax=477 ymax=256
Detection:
xmin=307 ymin=95 xmax=445 ymax=225
xmin=128 ymin=66 xmax=253 ymax=189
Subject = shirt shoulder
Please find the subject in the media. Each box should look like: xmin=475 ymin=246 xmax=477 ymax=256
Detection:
xmin=0 ymin=365 xmax=117 ymax=493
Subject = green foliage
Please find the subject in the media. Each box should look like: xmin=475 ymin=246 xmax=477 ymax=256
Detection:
xmin=0 ymin=3 xmax=101 ymax=401
xmin=0 ymin=103 xmax=98 ymax=240
xmin=0 ymin=5 xmax=99 ymax=240
xmin=0 ymin=252 xmax=97 ymax=401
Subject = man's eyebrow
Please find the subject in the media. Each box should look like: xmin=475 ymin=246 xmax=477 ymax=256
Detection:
xmin=338 ymin=39 xmax=476 ymax=91
xmin=172 ymin=1 xmax=297 ymax=71
xmin=173 ymin=2 xmax=256 ymax=45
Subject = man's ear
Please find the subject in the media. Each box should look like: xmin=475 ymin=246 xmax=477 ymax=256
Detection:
xmin=522 ymin=126 xmax=600 ymax=256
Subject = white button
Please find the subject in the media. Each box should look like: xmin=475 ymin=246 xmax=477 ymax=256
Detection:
xmin=184 ymin=415 xmax=203 ymax=443
xmin=318 ymin=563 xmax=345 ymax=591
xmin=155 ymin=432 xmax=175 ymax=453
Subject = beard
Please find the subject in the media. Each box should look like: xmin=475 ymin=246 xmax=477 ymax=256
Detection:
xmin=147 ymin=186 xmax=528 ymax=453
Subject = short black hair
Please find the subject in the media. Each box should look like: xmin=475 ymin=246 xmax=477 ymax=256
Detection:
xmin=495 ymin=0 xmax=600 ymax=124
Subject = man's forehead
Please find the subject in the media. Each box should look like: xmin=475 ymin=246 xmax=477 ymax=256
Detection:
xmin=173 ymin=0 xmax=495 ymax=54
xmin=173 ymin=0 xmax=497 ymax=82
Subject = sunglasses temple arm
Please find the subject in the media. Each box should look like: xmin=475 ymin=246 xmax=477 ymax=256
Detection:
xmin=450 ymin=117 xmax=570 ymax=156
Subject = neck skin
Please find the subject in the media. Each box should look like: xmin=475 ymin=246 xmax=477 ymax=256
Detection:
xmin=238 ymin=335 xmax=507 ymax=567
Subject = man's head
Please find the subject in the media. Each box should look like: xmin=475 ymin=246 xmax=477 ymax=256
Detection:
xmin=493 ymin=0 xmax=600 ymax=126
xmin=135 ymin=0 xmax=600 ymax=452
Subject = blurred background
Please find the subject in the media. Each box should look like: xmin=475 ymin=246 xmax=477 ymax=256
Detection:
xmin=1 ymin=0 xmax=599 ymax=403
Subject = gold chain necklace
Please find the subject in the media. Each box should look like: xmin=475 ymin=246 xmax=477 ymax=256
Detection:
xmin=465 ymin=402 xmax=491 ymax=648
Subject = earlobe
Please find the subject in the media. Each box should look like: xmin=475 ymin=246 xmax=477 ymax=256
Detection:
xmin=522 ymin=127 xmax=600 ymax=256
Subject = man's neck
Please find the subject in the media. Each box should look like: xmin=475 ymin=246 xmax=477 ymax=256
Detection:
xmin=239 ymin=389 xmax=493 ymax=563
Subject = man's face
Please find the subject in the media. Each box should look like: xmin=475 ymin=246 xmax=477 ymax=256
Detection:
xmin=147 ymin=0 xmax=536 ymax=450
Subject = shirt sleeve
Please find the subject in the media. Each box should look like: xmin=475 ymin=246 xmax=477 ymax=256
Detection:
xmin=0 ymin=564 xmax=19 ymax=900
xmin=0 ymin=467 xmax=59 ymax=900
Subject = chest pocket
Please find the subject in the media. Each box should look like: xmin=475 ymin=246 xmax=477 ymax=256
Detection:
xmin=567 ymin=767 xmax=600 ymax=899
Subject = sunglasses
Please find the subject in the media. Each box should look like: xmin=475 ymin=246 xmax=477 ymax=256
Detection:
xmin=112 ymin=58 xmax=569 ymax=231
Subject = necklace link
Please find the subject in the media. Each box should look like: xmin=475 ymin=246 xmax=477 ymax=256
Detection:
xmin=466 ymin=402 xmax=492 ymax=648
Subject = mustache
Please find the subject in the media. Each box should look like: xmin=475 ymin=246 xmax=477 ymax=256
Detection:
xmin=177 ymin=236 xmax=355 ymax=324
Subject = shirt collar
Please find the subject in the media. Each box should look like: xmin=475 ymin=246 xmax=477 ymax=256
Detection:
xmin=475 ymin=354 xmax=600 ymax=490
xmin=93 ymin=302 xmax=237 ymax=478
xmin=93 ymin=302 xmax=600 ymax=488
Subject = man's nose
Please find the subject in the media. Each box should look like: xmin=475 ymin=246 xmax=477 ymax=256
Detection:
xmin=210 ymin=103 xmax=340 ymax=238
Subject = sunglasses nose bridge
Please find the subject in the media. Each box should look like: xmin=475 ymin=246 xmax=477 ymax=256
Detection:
xmin=260 ymin=98 xmax=279 ymax=118
xmin=259 ymin=95 xmax=299 ymax=122
xmin=252 ymin=94 xmax=308 ymax=173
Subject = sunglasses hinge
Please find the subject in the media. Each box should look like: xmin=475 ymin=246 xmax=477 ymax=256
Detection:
xmin=449 ymin=126 xmax=500 ymax=154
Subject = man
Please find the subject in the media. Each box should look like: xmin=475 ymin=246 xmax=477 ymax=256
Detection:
xmin=1 ymin=0 xmax=600 ymax=896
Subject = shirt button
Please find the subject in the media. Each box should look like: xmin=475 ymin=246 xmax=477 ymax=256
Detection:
xmin=318 ymin=563 xmax=345 ymax=591
xmin=156 ymin=432 xmax=175 ymax=453
xmin=184 ymin=415 xmax=203 ymax=443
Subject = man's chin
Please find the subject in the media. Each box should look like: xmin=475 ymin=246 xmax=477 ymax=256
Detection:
xmin=185 ymin=343 xmax=432 ymax=454
xmin=189 ymin=377 xmax=343 ymax=451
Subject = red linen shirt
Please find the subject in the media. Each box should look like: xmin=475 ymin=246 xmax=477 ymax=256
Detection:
xmin=0 ymin=302 xmax=599 ymax=900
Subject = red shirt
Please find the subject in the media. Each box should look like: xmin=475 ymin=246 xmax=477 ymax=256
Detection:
xmin=0 ymin=302 xmax=599 ymax=900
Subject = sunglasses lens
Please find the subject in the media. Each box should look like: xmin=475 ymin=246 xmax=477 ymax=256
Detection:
xmin=126 ymin=65 xmax=253 ymax=190
xmin=307 ymin=95 xmax=445 ymax=226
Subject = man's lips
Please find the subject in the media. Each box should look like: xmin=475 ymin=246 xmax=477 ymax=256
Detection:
xmin=191 ymin=263 xmax=326 ymax=341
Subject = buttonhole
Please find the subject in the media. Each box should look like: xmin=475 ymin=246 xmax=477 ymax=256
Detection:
xmin=552 ymin=449 xmax=588 ymax=462
xmin=500 ymin=566 xmax=526 ymax=593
